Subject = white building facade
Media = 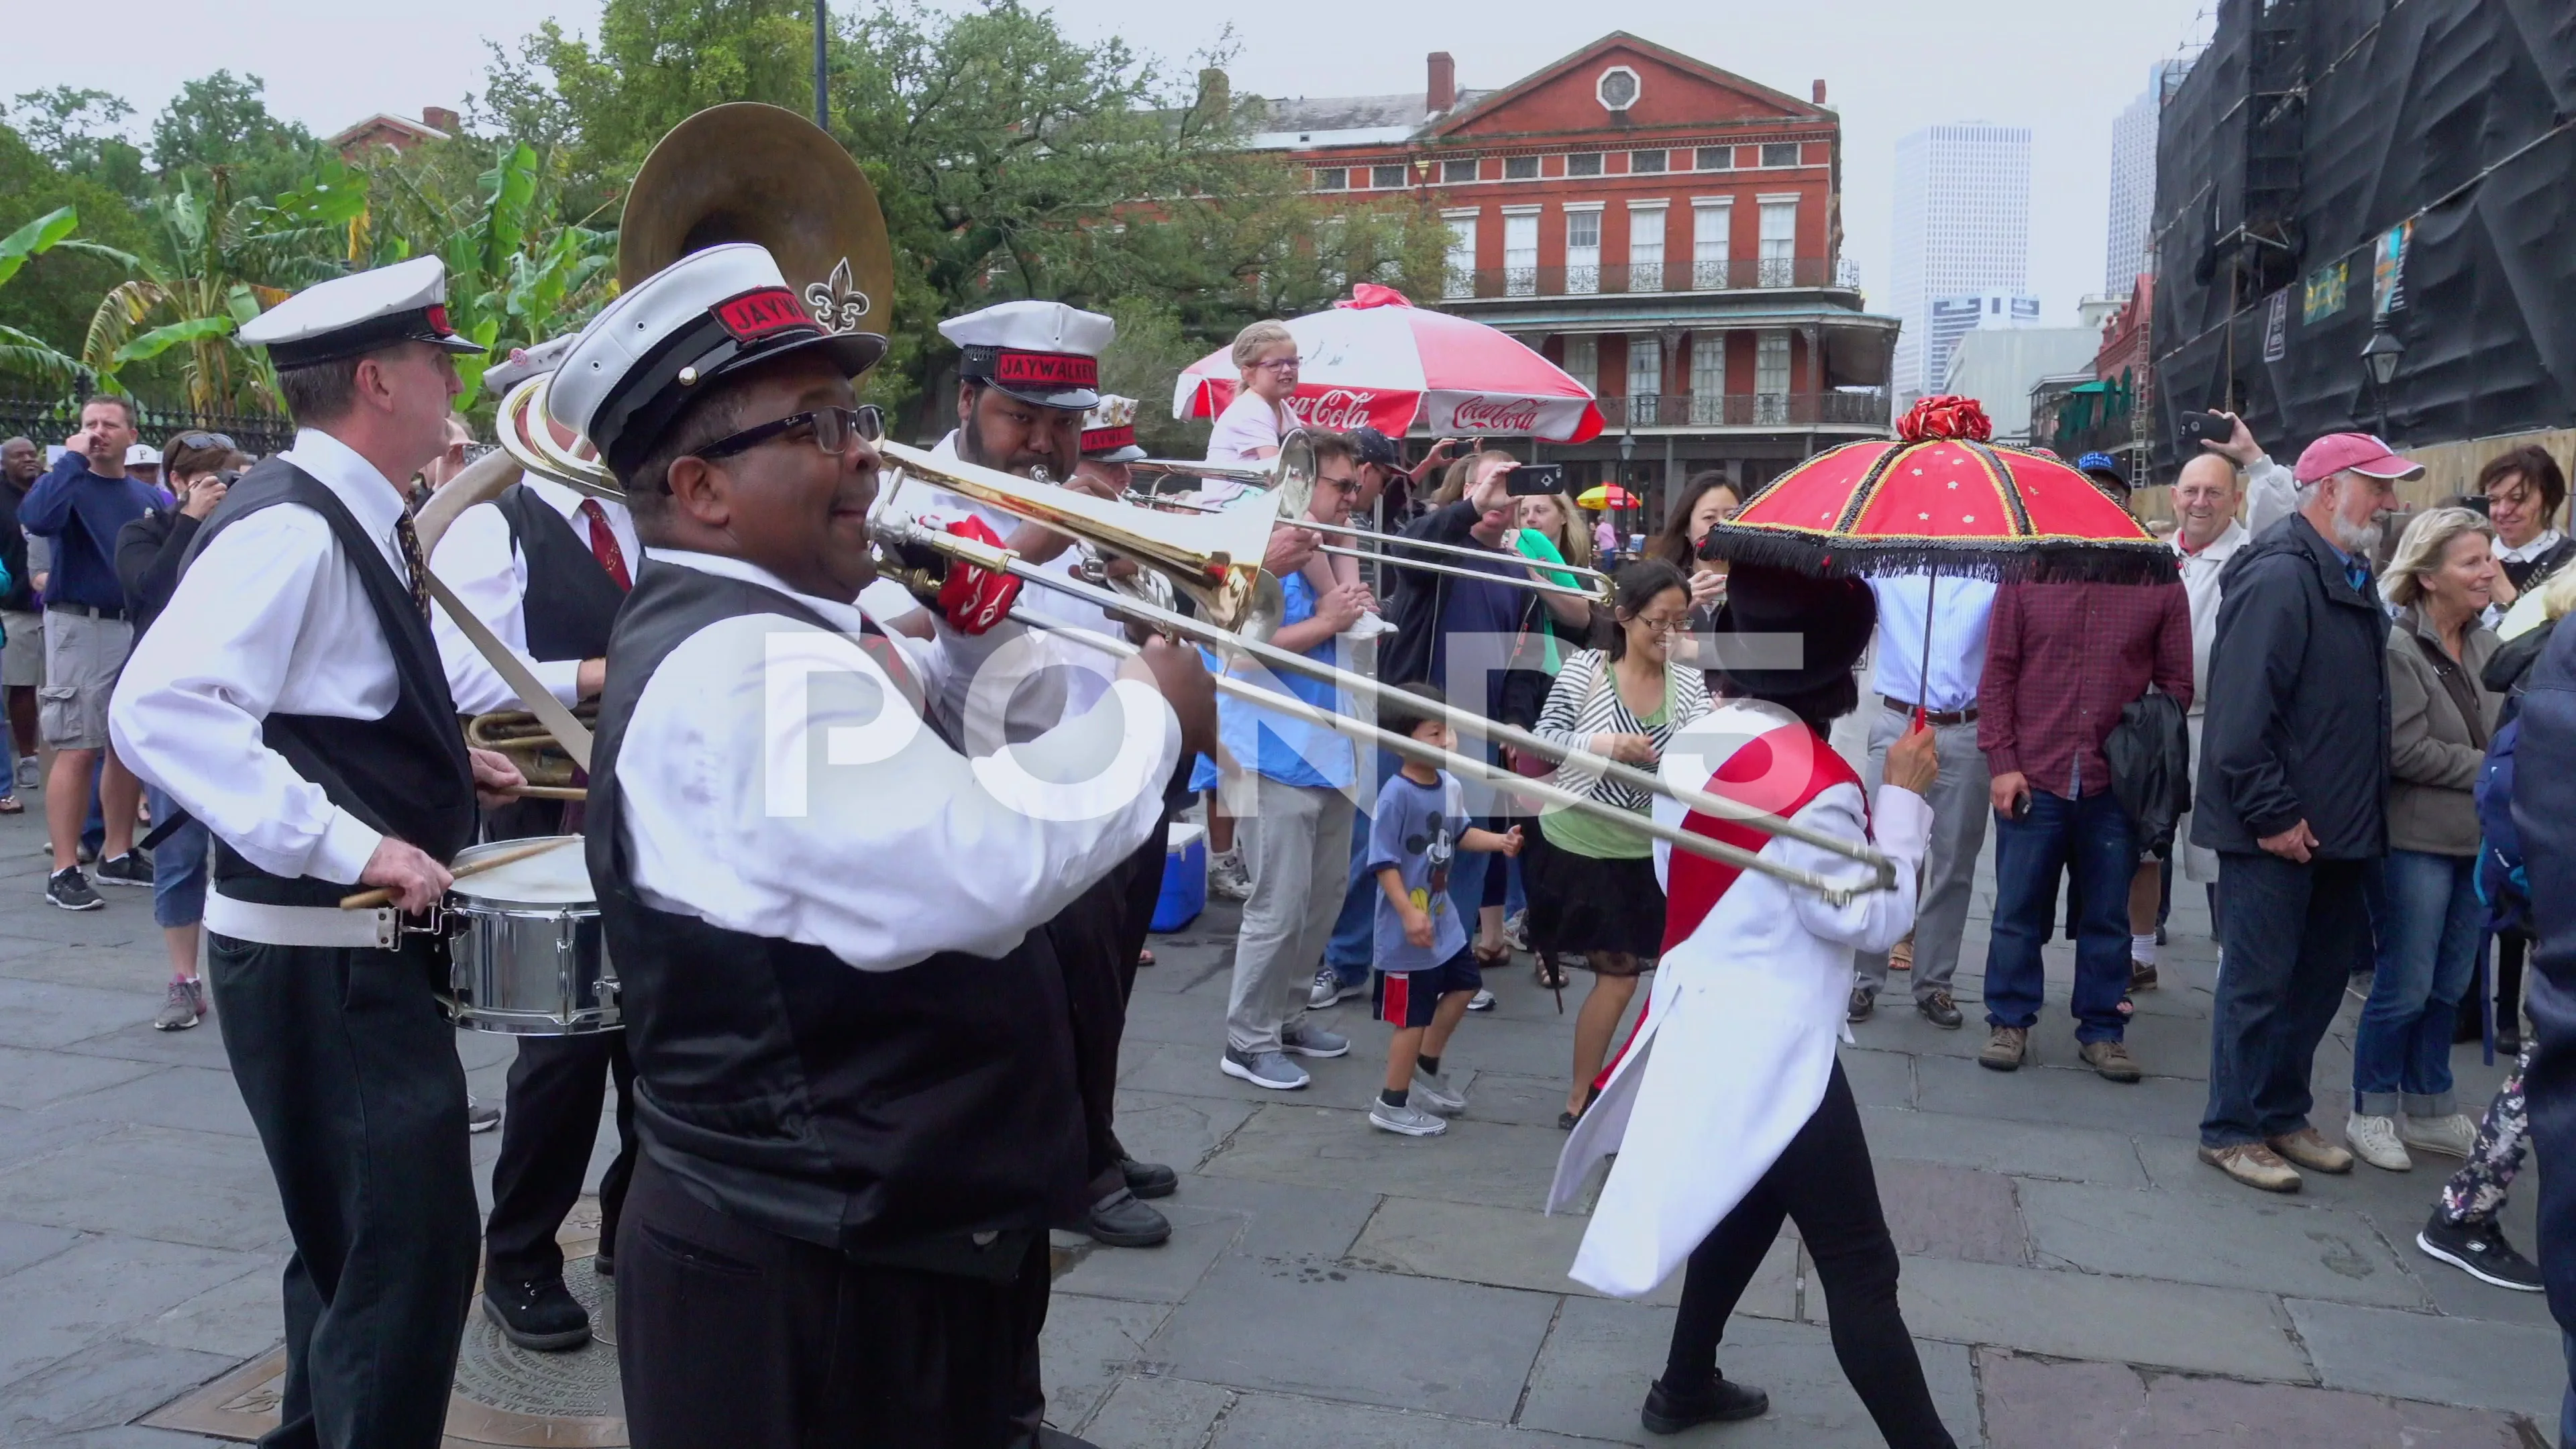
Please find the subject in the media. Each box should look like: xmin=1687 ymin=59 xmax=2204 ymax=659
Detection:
xmin=1888 ymin=123 xmax=2033 ymax=405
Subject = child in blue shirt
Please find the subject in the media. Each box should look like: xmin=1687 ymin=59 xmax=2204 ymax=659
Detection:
xmin=1366 ymin=684 xmax=1521 ymax=1136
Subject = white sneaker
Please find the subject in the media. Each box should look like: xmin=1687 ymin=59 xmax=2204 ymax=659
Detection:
xmin=1307 ymin=967 xmax=1345 ymax=1011
xmin=2345 ymin=1112 xmax=2412 ymax=1172
xmin=1368 ymin=1099 xmax=1448 ymax=1136
xmin=1465 ymin=988 xmax=1497 ymax=1012
xmin=2401 ymin=1113 xmax=2479 ymax=1160
xmin=1411 ymin=1067 xmax=1467 ymax=1114
xmin=1207 ymin=849 xmax=1252 ymax=902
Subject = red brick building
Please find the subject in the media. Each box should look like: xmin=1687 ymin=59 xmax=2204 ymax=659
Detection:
xmin=329 ymin=107 xmax=459 ymax=160
xmin=1237 ymin=33 xmax=1895 ymax=511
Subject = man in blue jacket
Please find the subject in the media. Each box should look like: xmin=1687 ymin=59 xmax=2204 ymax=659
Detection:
xmin=21 ymin=397 xmax=161 ymax=910
xmin=2508 ymin=606 xmax=2576 ymax=1445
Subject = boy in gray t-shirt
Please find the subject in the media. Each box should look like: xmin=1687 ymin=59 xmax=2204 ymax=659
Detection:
xmin=1365 ymin=685 xmax=1521 ymax=1137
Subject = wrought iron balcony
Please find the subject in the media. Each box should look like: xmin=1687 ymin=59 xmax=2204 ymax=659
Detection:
xmin=1602 ymin=391 xmax=1890 ymax=429
xmin=1443 ymin=256 xmax=1835 ymax=300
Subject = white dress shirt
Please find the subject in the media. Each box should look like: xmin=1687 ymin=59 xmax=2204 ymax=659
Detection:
xmin=1866 ymin=574 xmax=1997 ymax=713
xmin=109 ymin=428 xmax=419 ymax=883
xmin=2497 ymin=528 xmax=2565 ymax=567
xmin=2171 ymin=519 xmax=2249 ymax=716
xmin=613 ymin=549 xmax=1181 ymax=969
xmin=429 ymin=476 xmax=638 ymax=714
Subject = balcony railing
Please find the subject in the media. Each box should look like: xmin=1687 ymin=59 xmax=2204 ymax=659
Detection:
xmin=1605 ymin=392 xmax=1890 ymax=429
xmin=1446 ymin=256 xmax=1834 ymax=300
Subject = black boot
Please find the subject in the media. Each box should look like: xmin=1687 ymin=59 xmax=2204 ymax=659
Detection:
xmin=1642 ymin=1373 xmax=1768 ymax=1434
xmin=1082 ymin=1187 xmax=1171 ymax=1248
xmin=1120 ymin=1158 xmax=1178 ymax=1200
xmin=482 ymin=1273 xmax=592 ymax=1351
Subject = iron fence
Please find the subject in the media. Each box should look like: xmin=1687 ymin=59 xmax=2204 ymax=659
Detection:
xmin=0 ymin=397 xmax=297 ymax=459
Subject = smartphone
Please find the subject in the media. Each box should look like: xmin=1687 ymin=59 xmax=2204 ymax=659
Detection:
xmin=2178 ymin=411 xmax=2233 ymax=447
xmin=1505 ymin=462 xmax=1566 ymax=497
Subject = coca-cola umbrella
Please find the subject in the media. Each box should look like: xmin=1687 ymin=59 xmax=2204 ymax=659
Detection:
xmin=1701 ymin=394 xmax=2176 ymax=720
xmin=1172 ymin=283 xmax=1606 ymax=443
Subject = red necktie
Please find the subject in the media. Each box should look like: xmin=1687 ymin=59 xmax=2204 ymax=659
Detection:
xmin=580 ymin=498 xmax=632 ymax=592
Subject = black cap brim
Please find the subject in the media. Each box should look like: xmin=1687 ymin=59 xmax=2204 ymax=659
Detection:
xmin=985 ymin=380 xmax=1099 ymax=412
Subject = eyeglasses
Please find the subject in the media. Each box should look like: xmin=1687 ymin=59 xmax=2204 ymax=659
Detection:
xmin=1251 ymin=356 xmax=1302 ymax=373
xmin=695 ymin=404 xmax=885 ymax=462
xmin=172 ymin=431 xmax=236 ymax=453
xmin=1318 ymin=472 xmax=1362 ymax=494
xmin=1633 ymin=614 xmax=1692 ymax=634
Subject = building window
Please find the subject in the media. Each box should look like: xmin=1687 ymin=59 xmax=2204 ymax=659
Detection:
xmin=1696 ymin=146 xmax=1733 ymax=170
xmin=1690 ymin=333 xmax=1726 ymax=426
xmin=1758 ymin=200 xmax=1798 ymax=286
xmin=1442 ymin=158 xmax=1478 ymax=184
xmin=1760 ymin=142 xmax=1801 ymax=168
xmin=1568 ymin=152 xmax=1603 ymax=177
xmin=1505 ymin=154 xmax=1539 ymax=180
xmin=1693 ymin=201 xmax=1732 ymax=289
xmin=1444 ymin=215 xmax=1477 ymax=299
xmin=1629 ymin=150 xmax=1667 ymax=174
xmin=1627 ymin=207 xmax=1666 ymax=292
xmin=1371 ymin=163 xmax=1407 ymax=189
xmin=1756 ymin=329 xmax=1790 ymax=423
xmin=1627 ymin=333 xmax=1663 ymax=425
xmin=1503 ymin=211 xmax=1539 ymax=296
xmin=1562 ymin=335 xmax=1598 ymax=395
xmin=1312 ymin=168 xmax=1346 ymax=191
xmin=1565 ymin=208 xmax=1602 ymax=294
xmin=1597 ymin=66 xmax=1641 ymax=113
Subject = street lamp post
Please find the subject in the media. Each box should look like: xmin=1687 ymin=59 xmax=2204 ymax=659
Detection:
xmin=2361 ymin=324 xmax=2406 ymax=438
xmin=1618 ymin=428 xmax=1638 ymax=537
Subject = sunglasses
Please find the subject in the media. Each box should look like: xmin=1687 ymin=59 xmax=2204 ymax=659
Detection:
xmin=695 ymin=405 xmax=885 ymax=462
xmin=172 ymin=431 xmax=237 ymax=453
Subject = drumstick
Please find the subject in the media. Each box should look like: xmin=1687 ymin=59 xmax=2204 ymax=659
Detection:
xmin=338 ymin=837 xmax=577 ymax=910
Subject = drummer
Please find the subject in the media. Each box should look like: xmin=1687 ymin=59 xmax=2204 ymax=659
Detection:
xmin=107 ymin=256 xmax=528 ymax=1449
xmin=545 ymin=242 xmax=1214 ymax=1446
xmin=426 ymin=335 xmax=641 ymax=1353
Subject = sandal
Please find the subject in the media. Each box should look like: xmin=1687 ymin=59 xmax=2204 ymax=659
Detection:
xmin=0 ymin=796 xmax=20 ymax=815
xmin=1136 ymin=947 xmax=1155 ymax=968
xmin=1534 ymin=954 xmax=1569 ymax=991
xmin=1472 ymin=942 xmax=1511 ymax=969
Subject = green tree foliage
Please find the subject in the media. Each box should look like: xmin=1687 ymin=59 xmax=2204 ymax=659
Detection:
xmin=0 ymin=122 xmax=152 ymax=384
xmin=148 ymin=72 xmax=325 ymax=201
xmin=5 ymin=88 xmax=148 ymax=199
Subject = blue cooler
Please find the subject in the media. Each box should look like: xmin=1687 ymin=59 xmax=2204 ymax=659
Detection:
xmin=1152 ymin=822 xmax=1207 ymax=932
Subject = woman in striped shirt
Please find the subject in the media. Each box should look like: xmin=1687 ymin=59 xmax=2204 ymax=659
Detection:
xmin=1525 ymin=560 xmax=1713 ymax=1126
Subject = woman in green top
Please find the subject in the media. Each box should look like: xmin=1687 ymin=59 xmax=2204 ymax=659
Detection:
xmin=1525 ymin=561 xmax=1713 ymax=1127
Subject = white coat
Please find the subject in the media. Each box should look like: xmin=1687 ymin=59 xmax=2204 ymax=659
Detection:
xmin=1547 ymin=699 xmax=1933 ymax=1299
xmin=2173 ymin=519 xmax=2249 ymax=883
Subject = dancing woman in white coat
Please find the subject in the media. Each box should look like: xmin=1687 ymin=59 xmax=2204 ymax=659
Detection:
xmin=1550 ymin=564 xmax=1957 ymax=1445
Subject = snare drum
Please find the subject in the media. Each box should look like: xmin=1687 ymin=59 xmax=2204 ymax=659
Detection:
xmin=443 ymin=837 xmax=620 ymax=1035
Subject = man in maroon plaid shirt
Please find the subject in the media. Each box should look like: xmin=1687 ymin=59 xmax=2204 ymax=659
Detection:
xmin=1974 ymin=576 xmax=2193 ymax=1080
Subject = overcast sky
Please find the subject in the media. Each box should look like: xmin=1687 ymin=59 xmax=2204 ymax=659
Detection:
xmin=16 ymin=0 xmax=2214 ymax=326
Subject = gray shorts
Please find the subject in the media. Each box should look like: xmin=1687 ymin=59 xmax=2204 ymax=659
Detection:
xmin=1 ymin=610 xmax=40 ymax=689
xmin=40 ymin=609 xmax=133 ymax=751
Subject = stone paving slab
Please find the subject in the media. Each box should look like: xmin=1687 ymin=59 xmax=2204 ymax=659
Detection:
xmin=1342 ymin=1193 xmax=1788 ymax=1312
xmin=0 ymin=1216 xmax=83 ymax=1278
xmin=1514 ymin=1295 xmax=1983 ymax=1446
xmin=1036 ymin=1292 xmax=1173 ymax=1434
xmin=2285 ymin=1297 xmax=2566 ymax=1423
xmin=1154 ymin=1173 xmax=1383 ymax=1267
xmin=0 ymin=1046 xmax=159 ymax=1112
xmin=53 ymin=1018 xmax=237 ymax=1073
xmin=1197 ymin=1101 xmax=1583 ymax=1212
xmin=1874 ymin=1160 xmax=2027 ymax=1266
xmin=1448 ymin=1069 xmax=1582 ymax=1128
xmin=0 ymin=979 xmax=164 ymax=1053
xmin=0 ymin=1234 xmax=270 ymax=1390
xmin=0 ymin=1124 xmax=286 ymax=1253
xmin=2352 ymin=1205 xmax=2559 ymax=1330
xmin=0 ymin=1337 xmax=238 ymax=1446
xmin=125 ymin=1260 xmax=288 ymax=1361
xmin=1859 ymin=1104 xmax=2151 ymax=1188
xmin=1142 ymin=1253 xmax=1558 ymax=1421
xmin=1888 ymin=1254 xmax=2312 ymax=1381
xmin=1073 ymin=1373 xmax=1234 ymax=1448
xmin=1201 ymin=1388 xmax=1607 ymax=1448
xmin=38 ymin=1067 xmax=259 ymax=1140
xmin=21 ymin=1426 xmax=237 ymax=1448
xmin=1976 ymin=1349 xmax=2531 ymax=1448
xmin=2017 ymin=1177 xmax=2425 ymax=1307
xmin=1107 ymin=1088 xmax=1258 ymax=1175
xmin=1049 ymin=1203 xmax=1237 ymax=1305
xmin=1836 ymin=1046 xmax=1917 ymax=1110
xmin=1912 ymin=1053 xmax=2212 ymax=1138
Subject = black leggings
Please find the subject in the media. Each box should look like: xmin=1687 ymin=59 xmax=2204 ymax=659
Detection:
xmin=1663 ymin=1061 xmax=1957 ymax=1449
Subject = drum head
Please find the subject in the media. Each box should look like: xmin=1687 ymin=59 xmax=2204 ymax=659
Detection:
xmin=451 ymin=837 xmax=594 ymax=906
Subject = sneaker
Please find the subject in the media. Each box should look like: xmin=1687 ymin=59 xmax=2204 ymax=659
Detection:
xmin=1503 ymin=909 xmax=1530 ymax=953
xmin=1279 ymin=1022 xmax=1349 ymax=1058
xmin=1206 ymin=849 xmax=1251 ymax=902
xmin=1412 ymin=1067 xmax=1468 ymax=1114
xmin=1466 ymin=988 xmax=1497 ymax=1012
xmin=1368 ymin=1099 xmax=1448 ymax=1136
xmin=13 ymin=757 xmax=35 ymax=791
xmin=1847 ymin=985 xmax=1874 ymax=1023
xmin=183 ymin=977 xmax=207 ymax=1019
xmin=76 ymin=844 xmax=97 ymax=866
xmin=2417 ymin=1212 xmax=2545 ymax=1292
xmin=2400 ymin=1112 xmax=2478 ymax=1160
xmin=45 ymin=867 xmax=101 ymax=912
xmin=152 ymin=978 xmax=203 ymax=1032
xmin=1308 ymin=967 xmax=1353 ymax=1010
xmin=466 ymin=1096 xmax=502 ymax=1133
xmin=2199 ymin=1140 xmax=2302 ymax=1193
xmin=91 ymin=851 xmax=154 ymax=888
xmin=1641 ymin=1373 xmax=1769 ymax=1434
xmin=1081 ymin=1187 xmax=1171 ymax=1248
xmin=2129 ymin=959 xmax=2159 ymax=992
xmin=2079 ymin=1039 xmax=2142 ymax=1083
xmin=1977 ymin=1025 xmax=2027 ymax=1071
xmin=2343 ymin=1113 xmax=2411 ymax=1171
xmin=1221 ymin=1046 xmax=1309 ymax=1090
xmin=482 ymin=1274 xmax=591 ymax=1351
xmin=1916 ymin=989 xmax=1962 ymax=1029
xmin=2267 ymin=1126 xmax=2353 ymax=1175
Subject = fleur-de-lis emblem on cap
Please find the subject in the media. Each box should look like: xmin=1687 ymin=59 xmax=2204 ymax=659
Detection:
xmin=803 ymin=258 xmax=872 ymax=333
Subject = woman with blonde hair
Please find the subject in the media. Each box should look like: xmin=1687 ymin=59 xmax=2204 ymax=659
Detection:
xmin=1206 ymin=319 xmax=1299 ymax=464
xmin=2347 ymin=506 xmax=2502 ymax=1173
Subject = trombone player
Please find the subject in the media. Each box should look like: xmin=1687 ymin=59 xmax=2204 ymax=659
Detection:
xmin=546 ymin=243 xmax=1214 ymax=1446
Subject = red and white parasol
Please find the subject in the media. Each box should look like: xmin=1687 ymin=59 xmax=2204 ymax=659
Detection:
xmin=1173 ymin=284 xmax=1605 ymax=443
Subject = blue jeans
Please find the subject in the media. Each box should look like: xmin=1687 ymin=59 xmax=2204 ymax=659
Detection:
xmin=2201 ymin=853 xmax=2374 ymax=1147
xmin=2353 ymin=849 xmax=2481 ymax=1117
xmin=145 ymin=785 xmax=208 ymax=930
xmin=1983 ymin=788 xmax=2135 ymax=1044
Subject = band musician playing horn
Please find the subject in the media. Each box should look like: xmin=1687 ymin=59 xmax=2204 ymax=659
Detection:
xmin=544 ymin=243 xmax=1215 ymax=1447
xmin=107 ymin=255 xmax=529 ymax=1449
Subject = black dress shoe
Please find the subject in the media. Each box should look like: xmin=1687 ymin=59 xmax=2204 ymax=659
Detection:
xmin=590 ymin=1247 xmax=614 ymax=1279
xmin=1120 ymin=1159 xmax=1178 ymax=1200
xmin=1641 ymin=1373 xmax=1768 ymax=1433
xmin=483 ymin=1274 xmax=592 ymax=1351
xmin=1083 ymin=1187 xmax=1171 ymax=1248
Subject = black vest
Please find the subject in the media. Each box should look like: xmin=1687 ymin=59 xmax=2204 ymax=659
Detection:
xmin=483 ymin=485 xmax=627 ymax=841
xmin=182 ymin=458 xmax=476 ymax=906
xmin=585 ymin=559 xmax=1085 ymax=1256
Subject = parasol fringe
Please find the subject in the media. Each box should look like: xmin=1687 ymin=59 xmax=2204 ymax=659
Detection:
xmin=1699 ymin=526 xmax=2180 ymax=586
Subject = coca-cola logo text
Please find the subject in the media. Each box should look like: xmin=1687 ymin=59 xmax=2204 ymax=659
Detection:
xmin=1287 ymin=388 xmax=1383 ymax=430
xmin=1448 ymin=396 xmax=1544 ymax=432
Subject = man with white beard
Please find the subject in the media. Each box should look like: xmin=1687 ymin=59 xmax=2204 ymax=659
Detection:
xmin=2194 ymin=433 xmax=2420 ymax=1195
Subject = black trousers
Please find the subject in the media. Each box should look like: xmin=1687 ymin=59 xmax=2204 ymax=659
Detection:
xmin=482 ymin=1032 xmax=637 ymax=1282
xmin=208 ymin=932 xmax=479 ymax=1449
xmin=1664 ymin=1062 xmax=1957 ymax=1449
xmin=616 ymin=1155 xmax=1049 ymax=1449
xmin=1049 ymin=792 xmax=1178 ymax=1199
